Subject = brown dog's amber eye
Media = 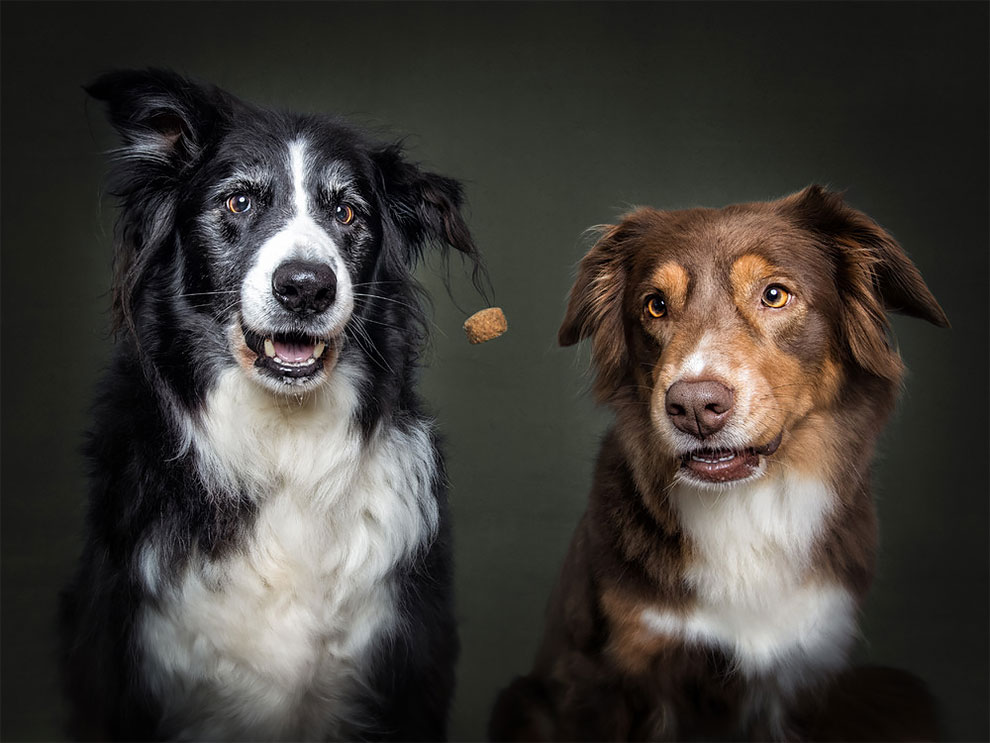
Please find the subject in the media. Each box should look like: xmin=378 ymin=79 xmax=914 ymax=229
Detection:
xmin=226 ymin=194 xmax=251 ymax=214
xmin=761 ymin=285 xmax=791 ymax=308
xmin=645 ymin=294 xmax=667 ymax=318
xmin=335 ymin=203 xmax=355 ymax=225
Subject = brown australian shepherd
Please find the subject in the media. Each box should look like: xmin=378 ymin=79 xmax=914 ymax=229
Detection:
xmin=490 ymin=186 xmax=947 ymax=742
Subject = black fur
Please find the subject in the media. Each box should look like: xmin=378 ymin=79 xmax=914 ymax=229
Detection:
xmin=60 ymin=68 xmax=485 ymax=741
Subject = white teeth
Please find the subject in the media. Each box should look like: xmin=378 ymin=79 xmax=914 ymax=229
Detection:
xmin=256 ymin=335 xmax=326 ymax=369
xmin=691 ymin=451 xmax=737 ymax=464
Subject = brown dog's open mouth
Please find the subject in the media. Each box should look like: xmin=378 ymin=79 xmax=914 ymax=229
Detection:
xmin=680 ymin=432 xmax=782 ymax=483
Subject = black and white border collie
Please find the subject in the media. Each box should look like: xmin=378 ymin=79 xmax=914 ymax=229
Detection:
xmin=59 ymin=69 xmax=485 ymax=741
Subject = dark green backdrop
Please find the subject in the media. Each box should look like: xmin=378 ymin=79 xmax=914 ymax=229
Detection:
xmin=2 ymin=2 xmax=987 ymax=740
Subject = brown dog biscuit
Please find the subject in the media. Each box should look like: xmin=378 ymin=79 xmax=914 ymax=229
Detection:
xmin=464 ymin=307 xmax=507 ymax=344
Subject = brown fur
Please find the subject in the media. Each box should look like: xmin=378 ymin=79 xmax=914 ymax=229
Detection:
xmin=491 ymin=186 xmax=947 ymax=741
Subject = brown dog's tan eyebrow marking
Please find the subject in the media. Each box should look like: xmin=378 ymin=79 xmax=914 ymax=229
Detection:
xmin=730 ymin=252 xmax=810 ymax=342
xmin=649 ymin=261 xmax=690 ymax=310
xmin=729 ymin=254 xmax=784 ymax=334
xmin=729 ymin=254 xmax=779 ymax=297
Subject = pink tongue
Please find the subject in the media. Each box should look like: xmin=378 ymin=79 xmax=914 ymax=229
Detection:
xmin=273 ymin=340 xmax=314 ymax=363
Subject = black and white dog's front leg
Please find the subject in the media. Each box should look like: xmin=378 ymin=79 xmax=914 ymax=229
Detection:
xmin=366 ymin=506 xmax=458 ymax=742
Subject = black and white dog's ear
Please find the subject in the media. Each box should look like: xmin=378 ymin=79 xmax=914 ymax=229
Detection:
xmin=373 ymin=145 xmax=489 ymax=296
xmin=86 ymin=68 xmax=230 ymax=170
xmin=86 ymin=69 xmax=232 ymax=336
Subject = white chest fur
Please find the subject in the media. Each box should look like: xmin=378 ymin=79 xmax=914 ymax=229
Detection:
xmin=655 ymin=473 xmax=856 ymax=692
xmin=138 ymin=365 xmax=439 ymax=740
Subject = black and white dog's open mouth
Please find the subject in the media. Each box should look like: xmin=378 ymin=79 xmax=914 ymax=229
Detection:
xmin=242 ymin=326 xmax=336 ymax=380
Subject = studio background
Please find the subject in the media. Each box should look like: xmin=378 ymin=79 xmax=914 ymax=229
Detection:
xmin=2 ymin=2 xmax=987 ymax=740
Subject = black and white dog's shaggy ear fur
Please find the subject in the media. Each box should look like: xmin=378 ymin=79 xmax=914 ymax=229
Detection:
xmin=371 ymin=143 xmax=491 ymax=352
xmin=85 ymin=68 xmax=228 ymax=165
xmin=372 ymin=143 xmax=478 ymax=265
xmin=61 ymin=68 xmax=485 ymax=741
xmin=86 ymin=69 xmax=236 ymax=334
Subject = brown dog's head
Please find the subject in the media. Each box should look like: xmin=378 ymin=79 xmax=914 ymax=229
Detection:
xmin=559 ymin=186 xmax=948 ymax=488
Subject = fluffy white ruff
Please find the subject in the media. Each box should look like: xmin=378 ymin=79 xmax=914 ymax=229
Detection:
xmin=138 ymin=363 xmax=440 ymax=740
xmin=659 ymin=472 xmax=856 ymax=694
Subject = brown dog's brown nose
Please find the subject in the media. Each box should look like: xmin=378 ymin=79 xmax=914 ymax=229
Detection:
xmin=665 ymin=380 xmax=734 ymax=439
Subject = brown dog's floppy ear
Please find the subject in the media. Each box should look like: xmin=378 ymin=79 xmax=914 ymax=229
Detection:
xmin=782 ymin=185 xmax=949 ymax=380
xmin=559 ymin=224 xmax=625 ymax=345
xmin=559 ymin=222 xmax=631 ymax=397
xmin=785 ymin=185 xmax=949 ymax=326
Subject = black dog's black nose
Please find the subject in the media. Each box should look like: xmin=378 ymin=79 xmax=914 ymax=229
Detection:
xmin=665 ymin=379 xmax=735 ymax=439
xmin=272 ymin=260 xmax=337 ymax=315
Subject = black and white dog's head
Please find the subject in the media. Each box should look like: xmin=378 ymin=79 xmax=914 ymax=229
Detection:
xmin=89 ymin=68 xmax=484 ymax=403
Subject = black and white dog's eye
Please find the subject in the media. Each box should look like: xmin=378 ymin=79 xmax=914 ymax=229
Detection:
xmin=335 ymin=203 xmax=355 ymax=225
xmin=226 ymin=194 xmax=251 ymax=214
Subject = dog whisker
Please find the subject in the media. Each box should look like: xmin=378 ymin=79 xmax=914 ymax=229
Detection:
xmin=177 ymin=290 xmax=240 ymax=297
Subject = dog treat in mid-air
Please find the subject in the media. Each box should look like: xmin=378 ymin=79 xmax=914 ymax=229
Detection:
xmin=463 ymin=307 xmax=507 ymax=344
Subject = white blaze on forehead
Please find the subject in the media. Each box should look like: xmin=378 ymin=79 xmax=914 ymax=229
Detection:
xmin=239 ymin=138 xmax=354 ymax=337
xmin=289 ymin=140 xmax=309 ymax=217
xmin=678 ymin=331 xmax=716 ymax=379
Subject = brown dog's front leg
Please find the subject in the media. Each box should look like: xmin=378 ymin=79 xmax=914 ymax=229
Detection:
xmin=489 ymin=674 xmax=557 ymax=742
xmin=489 ymin=651 xmax=636 ymax=742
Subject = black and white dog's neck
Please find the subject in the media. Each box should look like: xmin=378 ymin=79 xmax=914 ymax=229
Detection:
xmin=61 ymin=68 xmax=477 ymax=741
xmin=137 ymin=362 xmax=445 ymax=740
